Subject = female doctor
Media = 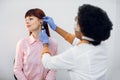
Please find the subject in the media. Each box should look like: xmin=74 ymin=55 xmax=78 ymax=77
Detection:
xmin=40 ymin=4 xmax=113 ymax=80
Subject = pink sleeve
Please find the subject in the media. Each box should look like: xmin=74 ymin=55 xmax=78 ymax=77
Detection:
xmin=45 ymin=70 xmax=56 ymax=80
xmin=14 ymin=40 xmax=27 ymax=80
xmin=46 ymin=39 xmax=58 ymax=80
xmin=49 ymin=38 xmax=58 ymax=56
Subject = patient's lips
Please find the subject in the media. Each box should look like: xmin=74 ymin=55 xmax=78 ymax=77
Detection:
xmin=26 ymin=24 xmax=31 ymax=28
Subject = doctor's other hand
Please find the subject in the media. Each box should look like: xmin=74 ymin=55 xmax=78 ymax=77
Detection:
xmin=39 ymin=30 xmax=49 ymax=45
xmin=43 ymin=16 xmax=57 ymax=31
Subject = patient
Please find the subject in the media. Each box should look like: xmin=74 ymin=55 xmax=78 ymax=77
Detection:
xmin=14 ymin=8 xmax=58 ymax=80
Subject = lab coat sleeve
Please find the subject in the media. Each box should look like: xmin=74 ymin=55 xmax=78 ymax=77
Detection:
xmin=14 ymin=40 xmax=27 ymax=80
xmin=42 ymin=47 xmax=74 ymax=70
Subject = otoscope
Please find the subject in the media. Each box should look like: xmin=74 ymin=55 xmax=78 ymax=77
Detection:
xmin=41 ymin=21 xmax=45 ymax=32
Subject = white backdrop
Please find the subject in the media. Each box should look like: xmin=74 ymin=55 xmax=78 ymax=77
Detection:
xmin=0 ymin=0 xmax=119 ymax=80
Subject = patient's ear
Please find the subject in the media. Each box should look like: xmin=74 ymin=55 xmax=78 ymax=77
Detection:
xmin=39 ymin=19 xmax=43 ymax=26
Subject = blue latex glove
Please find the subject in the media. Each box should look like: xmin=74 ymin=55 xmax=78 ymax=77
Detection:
xmin=39 ymin=30 xmax=49 ymax=44
xmin=43 ymin=16 xmax=57 ymax=31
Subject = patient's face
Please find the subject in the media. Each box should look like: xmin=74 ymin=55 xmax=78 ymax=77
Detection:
xmin=25 ymin=16 xmax=42 ymax=32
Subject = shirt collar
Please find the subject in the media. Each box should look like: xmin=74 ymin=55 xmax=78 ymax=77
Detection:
xmin=29 ymin=35 xmax=40 ymax=45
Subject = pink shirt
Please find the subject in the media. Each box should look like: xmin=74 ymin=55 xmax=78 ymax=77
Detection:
xmin=14 ymin=35 xmax=57 ymax=80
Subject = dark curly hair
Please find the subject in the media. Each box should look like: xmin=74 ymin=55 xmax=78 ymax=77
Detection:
xmin=77 ymin=4 xmax=113 ymax=46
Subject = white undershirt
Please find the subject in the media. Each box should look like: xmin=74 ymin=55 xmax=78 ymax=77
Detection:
xmin=42 ymin=39 xmax=108 ymax=80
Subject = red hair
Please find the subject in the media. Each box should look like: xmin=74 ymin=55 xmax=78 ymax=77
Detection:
xmin=25 ymin=8 xmax=50 ymax=37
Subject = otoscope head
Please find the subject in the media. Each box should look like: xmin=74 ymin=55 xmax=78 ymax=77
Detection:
xmin=41 ymin=21 xmax=45 ymax=30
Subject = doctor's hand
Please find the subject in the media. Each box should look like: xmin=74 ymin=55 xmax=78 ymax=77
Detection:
xmin=40 ymin=30 xmax=51 ymax=58
xmin=39 ymin=30 xmax=49 ymax=44
xmin=43 ymin=16 xmax=57 ymax=31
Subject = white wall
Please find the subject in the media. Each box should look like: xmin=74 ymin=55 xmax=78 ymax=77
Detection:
xmin=111 ymin=0 xmax=120 ymax=80
xmin=0 ymin=0 xmax=119 ymax=80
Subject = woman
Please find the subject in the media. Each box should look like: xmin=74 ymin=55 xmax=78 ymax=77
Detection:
xmin=14 ymin=8 xmax=58 ymax=80
xmin=40 ymin=4 xmax=113 ymax=80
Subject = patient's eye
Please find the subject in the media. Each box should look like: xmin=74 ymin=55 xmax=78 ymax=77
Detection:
xmin=30 ymin=17 xmax=34 ymax=21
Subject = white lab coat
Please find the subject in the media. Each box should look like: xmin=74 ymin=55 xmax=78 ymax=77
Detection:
xmin=42 ymin=38 xmax=108 ymax=80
